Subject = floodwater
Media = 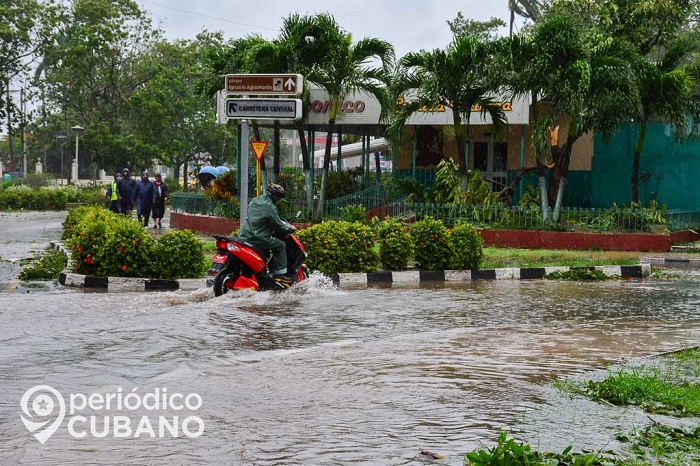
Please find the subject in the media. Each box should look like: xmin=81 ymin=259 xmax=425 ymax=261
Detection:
xmin=1 ymin=212 xmax=700 ymax=465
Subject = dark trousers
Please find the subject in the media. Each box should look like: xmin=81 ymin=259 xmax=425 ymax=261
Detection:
xmin=119 ymin=198 xmax=133 ymax=216
xmin=152 ymin=201 xmax=166 ymax=221
xmin=137 ymin=203 xmax=152 ymax=226
xmin=108 ymin=200 xmax=120 ymax=214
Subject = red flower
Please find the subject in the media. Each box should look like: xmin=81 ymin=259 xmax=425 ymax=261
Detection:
xmin=122 ymin=265 xmax=127 ymax=271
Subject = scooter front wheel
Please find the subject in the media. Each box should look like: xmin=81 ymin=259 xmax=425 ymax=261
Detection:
xmin=213 ymin=269 xmax=239 ymax=297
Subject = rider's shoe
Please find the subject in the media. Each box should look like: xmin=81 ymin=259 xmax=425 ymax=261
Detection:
xmin=272 ymin=274 xmax=292 ymax=289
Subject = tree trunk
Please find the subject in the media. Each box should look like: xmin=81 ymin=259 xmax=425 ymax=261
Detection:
xmin=538 ymin=164 xmax=550 ymax=222
xmin=550 ymin=141 xmax=573 ymax=222
xmin=182 ymin=156 xmax=189 ymax=192
xmin=317 ymin=120 xmax=335 ymax=220
xmin=631 ymin=119 xmax=647 ymax=203
xmin=552 ymin=175 xmax=567 ymax=222
xmin=273 ymin=120 xmax=281 ymax=183
xmin=173 ymin=160 xmax=182 ymax=191
xmin=453 ymin=117 xmax=468 ymax=192
xmin=295 ymin=121 xmax=313 ymax=217
xmin=6 ymin=81 xmax=15 ymax=172
xmin=374 ymin=151 xmax=381 ymax=182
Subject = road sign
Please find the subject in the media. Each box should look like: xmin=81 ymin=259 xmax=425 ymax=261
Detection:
xmin=250 ymin=141 xmax=268 ymax=161
xmin=225 ymin=98 xmax=302 ymax=120
xmin=226 ymin=74 xmax=303 ymax=96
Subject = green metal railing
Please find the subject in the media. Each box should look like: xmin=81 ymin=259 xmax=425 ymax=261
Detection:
xmin=322 ymin=184 xmax=388 ymax=218
xmin=172 ymin=192 xmax=699 ymax=233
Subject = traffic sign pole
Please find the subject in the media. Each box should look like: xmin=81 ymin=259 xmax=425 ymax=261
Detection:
xmin=240 ymin=121 xmax=249 ymax=223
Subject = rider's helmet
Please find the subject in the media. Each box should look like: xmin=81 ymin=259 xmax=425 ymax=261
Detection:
xmin=267 ymin=183 xmax=285 ymax=203
xmin=121 ymin=167 xmax=129 ymax=175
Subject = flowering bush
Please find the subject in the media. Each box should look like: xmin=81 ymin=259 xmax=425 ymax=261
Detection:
xmin=296 ymin=220 xmax=378 ymax=274
xmin=378 ymin=217 xmax=413 ymax=270
xmin=410 ymin=217 xmax=450 ymax=270
xmin=447 ymin=222 xmax=484 ymax=270
xmin=65 ymin=207 xmax=205 ymax=278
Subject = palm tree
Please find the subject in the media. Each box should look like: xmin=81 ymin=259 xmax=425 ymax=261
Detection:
xmin=292 ymin=13 xmax=394 ymax=219
xmin=513 ymin=14 xmax=638 ymax=221
xmin=508 ymin=0 xmax=545 ymax=36
xmin=629 ymin=40 xmax=697 ymax=203
xmin=390 ymin=35 xmax=508 ymax=192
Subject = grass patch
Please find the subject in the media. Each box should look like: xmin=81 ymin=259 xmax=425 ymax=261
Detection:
xmin=482 ymin=247 xmax=640 ymax=269
xmin=546 ymin=268 xmax=609 ymax=281
xmin=18 ymin=248 xmax=67 ymax=281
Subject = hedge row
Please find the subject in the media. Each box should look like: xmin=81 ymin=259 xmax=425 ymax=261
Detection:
xmin=63 ymin=206 xmax=204 ymax=279
xmin=0 ymin=186 xmax=105 ymax=210
xmin=296 ymin=217 xmax=483 ymax=274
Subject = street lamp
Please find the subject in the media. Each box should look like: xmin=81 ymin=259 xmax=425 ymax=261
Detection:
xmin=56 ymin=135 xmax=68 ymax=185
xmin=71 ymin=126 xmax=84 ymax=186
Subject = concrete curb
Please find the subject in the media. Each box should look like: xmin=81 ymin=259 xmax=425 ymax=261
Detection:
xmin=50 ymin=240 xmax=651 ymax=291
xmin=328 ymin=264 xmax=651 ymax=288
xmin=641 ymin=257 xmax=700 ymax=268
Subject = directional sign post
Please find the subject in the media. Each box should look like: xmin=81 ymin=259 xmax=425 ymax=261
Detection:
xmin=226 ymin=98 xmax=302 ymax=120
xmin=226 ymin=74 xmax=303 ymax=96
xmin=250 ymin=142 xmax=268 ymax=196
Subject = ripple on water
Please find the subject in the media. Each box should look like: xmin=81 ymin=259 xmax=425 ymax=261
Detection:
xmin=1 ymin=279 xmax=700 ymax=464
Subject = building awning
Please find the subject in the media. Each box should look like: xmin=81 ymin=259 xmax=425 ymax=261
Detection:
xmin=313 ymin=137 xmax=391 ymax=160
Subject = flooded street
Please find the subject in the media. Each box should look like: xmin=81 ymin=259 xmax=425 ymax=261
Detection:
xmin=1 ymin=212 xmax=700 ymax=464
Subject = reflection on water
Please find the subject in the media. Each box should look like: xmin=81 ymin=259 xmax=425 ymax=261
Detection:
xmin=0 ymin=277 xmax=699 ymax=465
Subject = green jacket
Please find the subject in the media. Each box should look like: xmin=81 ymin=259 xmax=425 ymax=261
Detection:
xmin=237 ymin=194 xmax=295 ymax=244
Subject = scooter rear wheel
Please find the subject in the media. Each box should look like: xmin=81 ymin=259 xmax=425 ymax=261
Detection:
xmin=213 ymin=269 xmax=239 ymax=297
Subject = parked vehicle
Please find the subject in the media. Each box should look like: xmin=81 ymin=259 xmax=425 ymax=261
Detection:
xmin=208 ymin=226 xmax=309 ymax=296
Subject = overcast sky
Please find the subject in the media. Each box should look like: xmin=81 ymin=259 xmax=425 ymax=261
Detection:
xmin=135 ymin=0 xmax=518 ymax=58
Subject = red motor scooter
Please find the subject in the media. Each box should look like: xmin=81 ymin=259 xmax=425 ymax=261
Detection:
xmin=207 ymin=226 xmax=309 ymax=296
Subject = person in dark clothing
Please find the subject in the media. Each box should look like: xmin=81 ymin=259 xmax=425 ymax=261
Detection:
xmin=106 ymin=172 xmax=122 ymax=213
xmin=117 ymin=168 xmax=136 ymax=216
xmin=151 ymin=173 xmax=169 ymax=228
xmin=132 ymin=171 xmax=155 ymax=227
xmin=236 ymin=183 xmax=296 ymax=288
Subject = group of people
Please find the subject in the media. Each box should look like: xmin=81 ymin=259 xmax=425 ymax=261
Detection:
xmin=106 ymin=168 xmax=170 ymax=228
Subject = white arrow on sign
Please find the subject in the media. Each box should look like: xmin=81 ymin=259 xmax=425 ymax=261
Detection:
xmin=284 ymin=78 xmax=296 ymax=91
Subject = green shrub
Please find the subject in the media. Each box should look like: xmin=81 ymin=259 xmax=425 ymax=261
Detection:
xmin=339 ymin=204 xmax=367 ymax=224
xmin=378 ymin=217 xmax=413 ymax=270
xmin=152 ymin=230 xmax=205 ymax=279
xmin=67 ymin=209 xmax=156 ymax=277
xmin=296 ymin=220 xmax=378 ymax=274
xmin=0 ymin=186 xmax=103 ymax=211
xmin=62 ymin=205 xmax=99 ymax=241
xmin=447 ymin=222 xmax=484 ymax=270
xmin=411 ymin=217 xmax=450 ymax=270
xmin=18 ymin=248 xmax=67 ymax=281
xmin=67 ymin=208 xmax=120 ymax=275
xmin=91 ymin=218 xmax=156 ymax=277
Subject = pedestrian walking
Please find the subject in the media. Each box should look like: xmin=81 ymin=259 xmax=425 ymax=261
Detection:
xmin=117 ymin=168 xmax=136 ymax=216
xmin=106 ymin=172 xmax=122 ymax=213
xmin=132 ymin=171 xmax=154 ymax=227
xmin=151 ymin=173 xmax=169 ymax=228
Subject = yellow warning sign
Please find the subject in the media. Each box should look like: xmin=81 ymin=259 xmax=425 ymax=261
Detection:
xmin=250 ymin=141 xmax=268 ymax=161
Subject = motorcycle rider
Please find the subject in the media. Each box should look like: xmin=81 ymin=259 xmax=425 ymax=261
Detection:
xmin=236 ymin=183 xmax=296 ymax=288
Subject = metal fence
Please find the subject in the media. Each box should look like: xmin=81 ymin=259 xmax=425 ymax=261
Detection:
xmin=172 ymin=192 xmax=699 ymax=233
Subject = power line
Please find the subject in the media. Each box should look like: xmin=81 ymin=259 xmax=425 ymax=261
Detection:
xmin=137 ymin=0 xmax=280 ymax=32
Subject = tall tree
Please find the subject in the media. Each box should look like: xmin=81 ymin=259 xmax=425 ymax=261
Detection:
xmin=292 ymin=13 xmax=394 ymax=219
xmin=514 ymin=11 xmax=638 ymax=220
xmin=128 ymin=34 xmax=234 ymax=186
xmin=1 ymin=0 xmax=56 ymax=171
xmin=390 ymin=35 xmax=508 ymax=192
xmin=36 ymin=0 xmax=160 ymax=176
